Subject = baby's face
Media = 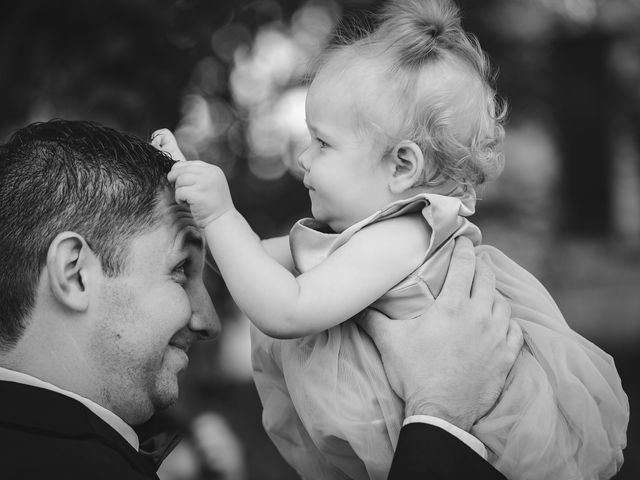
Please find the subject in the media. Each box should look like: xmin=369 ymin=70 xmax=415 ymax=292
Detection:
xmin=298 ymin=79 xmax=395 ymax=232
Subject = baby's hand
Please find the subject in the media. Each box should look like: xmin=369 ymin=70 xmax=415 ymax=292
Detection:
xmin=151 ymin=128 xmax=187 ymax=162
xmin=167 ymin=161 xmax=234 ymax=228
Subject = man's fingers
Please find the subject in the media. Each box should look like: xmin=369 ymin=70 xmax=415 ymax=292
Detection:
xmin=503 ymin=321 xmax=524 ymax=381
xmin=439 ymin=236 xmax=476 ymax=302
xmin=492 ymin=292 xmax=512 ymax=337
xmin=469 ymin=257 xmax=496 ymax=317
xmin=506 ymin=321 xmax=524 ymax=358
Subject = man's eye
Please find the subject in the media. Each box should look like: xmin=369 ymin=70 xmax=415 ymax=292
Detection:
xmin=172 ymin=262 xmax=188 ymax=283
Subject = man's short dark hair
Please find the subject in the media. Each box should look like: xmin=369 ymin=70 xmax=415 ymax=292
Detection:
xmin=0 ymin=119 xmax=174 ymax=350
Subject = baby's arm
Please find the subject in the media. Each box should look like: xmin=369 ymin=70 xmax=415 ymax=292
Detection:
xmin=168 ymin=160 xmax=429 ymax=338
xmin=262 ymin=236 xmax=295 ymax=272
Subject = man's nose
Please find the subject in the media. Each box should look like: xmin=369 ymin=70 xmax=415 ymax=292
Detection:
xmin=189 ymin=286 xmax=221 ymax=341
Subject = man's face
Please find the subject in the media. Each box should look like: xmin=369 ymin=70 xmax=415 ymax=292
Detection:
xmin=90 ymin=188 xmax=220 ymax=424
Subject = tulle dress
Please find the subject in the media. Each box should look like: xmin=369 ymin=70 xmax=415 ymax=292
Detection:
xmin=251 ymin=192 xmax=629 ymax=480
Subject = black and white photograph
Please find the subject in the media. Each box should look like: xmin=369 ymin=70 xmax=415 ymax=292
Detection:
xmin=0 ymin=0 xmax=638 ymax=479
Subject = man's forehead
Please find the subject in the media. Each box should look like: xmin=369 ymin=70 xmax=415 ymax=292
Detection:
xmin=155 ymin=188 xmax=203 ymax=250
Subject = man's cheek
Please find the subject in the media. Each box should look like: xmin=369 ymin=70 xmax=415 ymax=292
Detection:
xmin=173 ymin=288 xmax=194 ymax=325
xmin=142 ymin=286 xmax=191 ymax=332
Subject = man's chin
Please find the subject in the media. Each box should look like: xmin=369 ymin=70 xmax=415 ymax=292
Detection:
xmin=122 ymin=386 xmax=177 ymax=425
xmin=151 ymin=374 xmax=181 ymax=412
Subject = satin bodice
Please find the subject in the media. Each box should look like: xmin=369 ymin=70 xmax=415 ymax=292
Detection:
xmin=289 ymin=192 xmax=481 ymax=318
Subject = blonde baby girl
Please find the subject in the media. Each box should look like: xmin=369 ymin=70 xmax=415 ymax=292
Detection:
xmin=153 ymin=0 xmax=628 ymax=479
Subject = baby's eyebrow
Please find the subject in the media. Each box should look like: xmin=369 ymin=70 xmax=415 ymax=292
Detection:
xmin=305 ymin=122 xmax=327 ymax=140
xmin=305 ymin=119 xmax=323 ymax=132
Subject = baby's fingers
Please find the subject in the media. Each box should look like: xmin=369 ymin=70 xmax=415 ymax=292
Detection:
xmin=172 ymin=172 xmax=203 ymax=205
xmin=173 ymin=172 xmax=200 ymax=190
xmin=151 ymin=128 xmax=172 ymax=148
xmin=170 ymin=159 xmax=210 ymax=169
xmin=168 ymin=162 xmax=206 ymax=183
xmin=167 ymin=162 xmax=198 ymax=183
xmin=174 ymin=185 xmax=192 ymax=206
xmin=152 ymin=128 xmax=186 ymax=162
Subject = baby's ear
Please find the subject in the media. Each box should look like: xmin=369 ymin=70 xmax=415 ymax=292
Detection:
xmin=388 ymin=140 xmax=424 ymax=194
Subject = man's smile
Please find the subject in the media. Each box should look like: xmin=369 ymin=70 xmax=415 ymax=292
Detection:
xmin=168 ymin=334 xmax=194 ymax=353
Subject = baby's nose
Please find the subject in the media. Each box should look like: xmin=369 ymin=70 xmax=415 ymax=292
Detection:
xmin=297 ymin=147 xmax=311 ymax=172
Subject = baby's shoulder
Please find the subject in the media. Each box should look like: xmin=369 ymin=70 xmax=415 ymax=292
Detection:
xmin=350 ymin=213 xmax=430 ymax=258
xmin=363 ymin=212 xmax=429 ymax=235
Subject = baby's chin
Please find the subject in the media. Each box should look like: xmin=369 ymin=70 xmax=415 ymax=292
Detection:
xmin=324 ymin=218 xmax=351 ymax=233
xmin=311 ymin=204 xmax=372 ymax=233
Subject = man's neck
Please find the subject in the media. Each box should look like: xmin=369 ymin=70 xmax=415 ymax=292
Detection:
xmin=0 ymin=329 xmax=101 ymax=409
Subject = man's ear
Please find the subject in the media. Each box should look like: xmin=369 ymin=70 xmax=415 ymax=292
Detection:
xmin=46 ymin=232 xmax=95 ymax=312
xmin=387 ymin=140 xmax=425 ymax=194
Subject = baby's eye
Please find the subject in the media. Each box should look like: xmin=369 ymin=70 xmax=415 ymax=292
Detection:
xmin=316 ymin=137 xmax=329 ymax=149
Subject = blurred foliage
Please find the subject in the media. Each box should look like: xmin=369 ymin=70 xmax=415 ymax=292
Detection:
xmin=1 ymin=0 xmax=639 ymax=478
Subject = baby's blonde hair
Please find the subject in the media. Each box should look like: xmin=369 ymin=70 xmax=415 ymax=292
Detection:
xmin=314 ymin=0 xmax=506 ymax=188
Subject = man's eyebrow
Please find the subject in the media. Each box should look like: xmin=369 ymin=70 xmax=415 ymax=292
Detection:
xmin=175 ymin=228 xmax=205 ymax=252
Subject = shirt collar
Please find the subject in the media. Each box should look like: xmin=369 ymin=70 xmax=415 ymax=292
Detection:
xmin=0 ymin=366 xmax=139 ymax=451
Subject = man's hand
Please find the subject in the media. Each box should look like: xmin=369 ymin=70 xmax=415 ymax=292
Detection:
xmin=358 ymin=236 xmax=523 ymax=432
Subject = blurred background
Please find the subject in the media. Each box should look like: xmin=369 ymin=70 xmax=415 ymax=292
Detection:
xmin=1 ymin=0 xmax=639 ymax=478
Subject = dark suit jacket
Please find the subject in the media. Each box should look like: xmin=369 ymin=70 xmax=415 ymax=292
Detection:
xmin=0 ymin=380 xmax=505 ymax=480
xmin=389 ymin=422 xmax=507 ymax=479
xmin=0 ymin=381 xmax=159 ymax=479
